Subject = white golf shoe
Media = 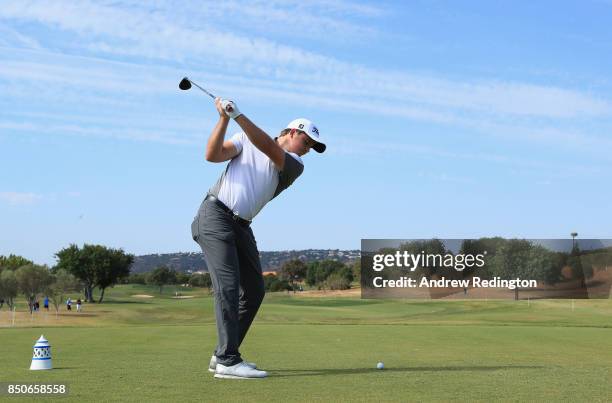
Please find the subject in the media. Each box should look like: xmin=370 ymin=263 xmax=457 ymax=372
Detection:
xmin=208 ymin=355 xmax=257 ymax=373
xmin=214 ymin=362 xmax=268 ymax=379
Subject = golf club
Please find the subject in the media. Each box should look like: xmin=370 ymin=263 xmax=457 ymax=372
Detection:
xmin=179 ymin=77 xmax=216 ymax=99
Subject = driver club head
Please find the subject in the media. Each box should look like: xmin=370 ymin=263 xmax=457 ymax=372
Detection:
xmin=178 ymin=76 xmax=216 ymax=99
xmin=179 ymin=77 xmax=192 ymax=90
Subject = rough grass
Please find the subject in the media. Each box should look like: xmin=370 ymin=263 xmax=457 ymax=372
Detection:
xmin=0 ymin=285 xmax=610 ymax=402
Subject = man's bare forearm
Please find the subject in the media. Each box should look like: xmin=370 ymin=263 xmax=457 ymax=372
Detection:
xmin=206 ymin=116 xmax=230 ymax=161
xmin=217 ymin=98 xmax=284 ymax=168
xmin=234 ymin=115 xmax=277 ymax=153
xmin=234 ymin=115 xmax=284 ymax=168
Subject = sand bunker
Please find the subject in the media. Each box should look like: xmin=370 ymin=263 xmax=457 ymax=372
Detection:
xmin=172 ymin=295 xmax=195 ymax=299
xmin=132 ymin=294 xmax=154 ymax=298
xmin=296 ymin=288 xmax=361 ymax=298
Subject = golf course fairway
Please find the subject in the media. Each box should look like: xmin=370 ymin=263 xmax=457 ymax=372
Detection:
xmin=1 ymin=285 xmax=610 ymax=402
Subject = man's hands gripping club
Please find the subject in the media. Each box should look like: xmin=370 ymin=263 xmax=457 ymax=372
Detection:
xmin=213 ymin=98 xmax=286 ymax=170
xmin=220 ymin=99 xmax=242 ymax=120
xmin=214 ymin=98 xmax=241 ymax=120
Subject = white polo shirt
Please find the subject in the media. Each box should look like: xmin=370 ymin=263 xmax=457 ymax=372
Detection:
xmin=209 ymin=132 xmax=304 ymax=221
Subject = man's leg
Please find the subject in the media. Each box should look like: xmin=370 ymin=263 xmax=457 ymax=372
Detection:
xmin=236 ymin=226 xmax=265 ymax=347
xmin=194 ymin=202 xmax=243 ymax=367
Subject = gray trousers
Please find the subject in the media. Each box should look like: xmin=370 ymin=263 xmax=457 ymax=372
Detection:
xmin=191 ymin=198 xmax=265 ymax=366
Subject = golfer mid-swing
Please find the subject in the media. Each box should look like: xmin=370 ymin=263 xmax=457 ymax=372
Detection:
xmin=191 ymin=98 xmax=325 ymax=379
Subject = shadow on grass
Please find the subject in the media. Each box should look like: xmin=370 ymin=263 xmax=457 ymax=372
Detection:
xmin=271 ymin=365 xmax=544 ymax=378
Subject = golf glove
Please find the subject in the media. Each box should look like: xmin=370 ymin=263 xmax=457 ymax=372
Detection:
xmin=221 ymin=99 xmax=242 ymax=119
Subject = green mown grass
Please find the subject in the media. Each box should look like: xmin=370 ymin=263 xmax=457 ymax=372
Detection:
xmin=0 ymin=285 xmax=610 ymax=402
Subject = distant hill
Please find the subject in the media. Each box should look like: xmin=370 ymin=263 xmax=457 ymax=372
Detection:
xmin=130 ymin=249 xmax=361 ymax=274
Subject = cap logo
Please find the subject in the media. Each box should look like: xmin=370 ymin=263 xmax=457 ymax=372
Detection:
xmin=298 ymin=123 xmax=304 ymax=129
xmin=311 ymin=126 xmax=319 ymax=136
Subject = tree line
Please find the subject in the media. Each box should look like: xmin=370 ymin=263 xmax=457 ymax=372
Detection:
xmin=0 ymin=256 xmax=81 ymax=314
xmin=124 ymin=258 xmax=359 ymax=294
xmin=1 ymin=246 xmax=360 ymax=312
xmin=265 ymin=259 xmax=359 ymax=292
xmin=0 ymin=244 xmax=133 ymax=311
xmin=126 ymin=266 xmax=212 ymax=293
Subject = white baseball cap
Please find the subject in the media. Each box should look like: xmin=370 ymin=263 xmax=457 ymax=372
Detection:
xmin=286 ymin=118 xmax=326 ymax=153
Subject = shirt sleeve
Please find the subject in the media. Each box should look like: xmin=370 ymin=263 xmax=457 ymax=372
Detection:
xmin=273 ymin=152 xmax=304 ymax=199
xmin=229 ymin=132 xmax=245 ymax=154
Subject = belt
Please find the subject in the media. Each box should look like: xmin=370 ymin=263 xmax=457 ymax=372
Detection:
xmin=205 ymin=194 xmax=251 ymax=227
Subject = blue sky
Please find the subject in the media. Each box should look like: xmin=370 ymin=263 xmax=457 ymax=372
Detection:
xmin=1 ymin=1 xmax=611 ymax=266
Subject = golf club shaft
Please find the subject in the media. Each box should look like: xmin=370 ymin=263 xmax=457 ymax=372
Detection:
xmin=190 ymin=80 xmax=216 ymax=99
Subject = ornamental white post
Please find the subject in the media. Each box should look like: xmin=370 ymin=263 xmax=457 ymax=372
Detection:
xmin=29 ymin=335 xmax=52 ymax=370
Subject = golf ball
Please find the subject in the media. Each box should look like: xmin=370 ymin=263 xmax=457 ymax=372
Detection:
xmin=376 ymin=362 xmax=384 ymax=370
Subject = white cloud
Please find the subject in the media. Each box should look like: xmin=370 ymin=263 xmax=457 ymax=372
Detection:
xmin=417 ymin=171 xmax=476 ymax=184
xmin=1 ymin=1 xmax=609 ymax=121
xmin=0 ymin=1 xmax=354 ymax=68
xmin=0 ymin=192 xmax=43 ymax=205
xmin=0 ymin=121 xmax=201 ymax=146
xmin=103 ymin=0 xmax=385 ymax=39
xmin=0 ymin=0 xmax=611 ymax=158
xmin=0 ymin=23 xmax=42 ymax=49
xmin=327 ymin=135 xmax=608 ymax=177
xmin=1 ymin=49 xmax=611 ymax=158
